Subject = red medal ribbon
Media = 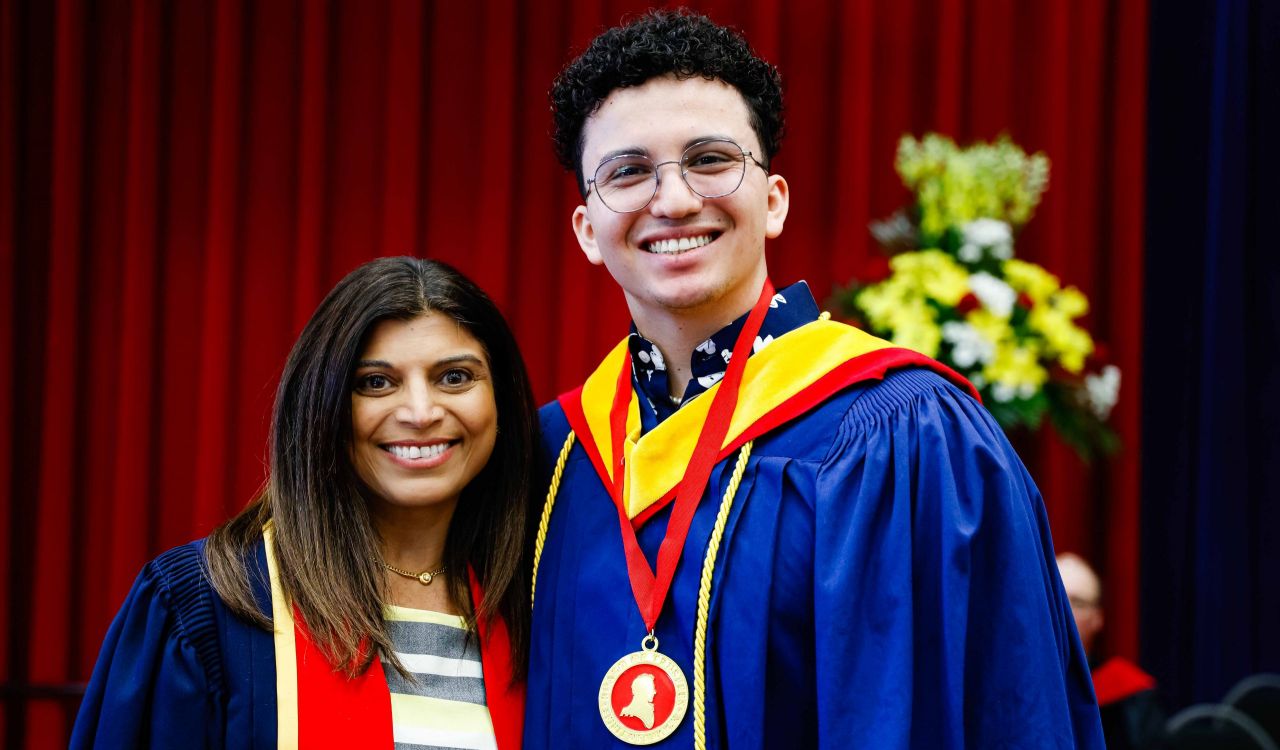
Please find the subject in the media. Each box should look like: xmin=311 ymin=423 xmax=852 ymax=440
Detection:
xmin=608 ymin=280 xmax=775 ymax=632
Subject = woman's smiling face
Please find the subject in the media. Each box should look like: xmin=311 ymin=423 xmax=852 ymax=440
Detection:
xmin=349 ymin=312 xmax=498 ymax=515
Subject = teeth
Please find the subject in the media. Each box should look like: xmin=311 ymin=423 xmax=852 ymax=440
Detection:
xmin=389 ymin=443 xmax=449 ymax=460
xmin=647 ymin=234 xmax=713 ymax=254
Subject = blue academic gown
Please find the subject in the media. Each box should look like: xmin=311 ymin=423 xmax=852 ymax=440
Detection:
xmin=74 ymin=537 xmax=525 ymax=749
xmin=525 ymin=366 xmax=1105 ymax=748
xmin=72 ymin=540 xmax=280 ymax=749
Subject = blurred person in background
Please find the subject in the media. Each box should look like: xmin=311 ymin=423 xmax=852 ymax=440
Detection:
xmin=1059 ymin=552 xmax=1167 ymax=750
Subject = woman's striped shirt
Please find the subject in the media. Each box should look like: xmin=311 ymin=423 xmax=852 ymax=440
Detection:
xmin=382 ymin=605 xmax=497 ymax=750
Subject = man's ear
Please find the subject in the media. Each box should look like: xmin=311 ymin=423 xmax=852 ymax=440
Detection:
xmin=765 ymin=174 xmax=790 ymax=239
xmin=572 ymin=205 xmax=604 ymax=265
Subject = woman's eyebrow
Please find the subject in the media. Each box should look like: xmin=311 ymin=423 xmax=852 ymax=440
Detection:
xmin=435 ymin=354 xmax=486 ymax=367
xmin=354 ymin=354 xmax=486 ymax=370
xmin=354 ymin=359 xmax=392 ymax=369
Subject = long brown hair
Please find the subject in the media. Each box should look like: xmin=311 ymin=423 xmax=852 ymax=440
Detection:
xmin=205 ymin=256 xmax=535 ymax=680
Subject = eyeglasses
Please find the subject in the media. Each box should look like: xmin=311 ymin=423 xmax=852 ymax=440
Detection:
xmin=586 ymin=138 xmax=768 ymax=213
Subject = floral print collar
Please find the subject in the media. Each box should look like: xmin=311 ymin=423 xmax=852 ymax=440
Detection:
xmin=628 ymin=281 xmax=820 ymax=434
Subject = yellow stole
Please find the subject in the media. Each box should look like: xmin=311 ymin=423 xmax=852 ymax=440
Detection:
xmin=561 ymin=319 xmax=975 ymax=525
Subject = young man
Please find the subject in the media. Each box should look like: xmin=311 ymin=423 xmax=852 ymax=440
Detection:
xmin=527 ymin=11 xmax=1104 ymax=748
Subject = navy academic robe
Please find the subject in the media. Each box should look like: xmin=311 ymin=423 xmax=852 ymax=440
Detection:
xmin=73 ymin=537 xmax=524 ymax=749
xmin=525 ymin=366 xmax=1105 ymax=748
xmin=71 ymin=540 xmax=279 ymax=749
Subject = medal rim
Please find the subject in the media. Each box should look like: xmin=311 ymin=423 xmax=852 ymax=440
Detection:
xmin=598 ymin=649 xmax=689 ymax=745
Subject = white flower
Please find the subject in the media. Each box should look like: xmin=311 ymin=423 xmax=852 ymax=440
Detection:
xmin=1083 ymin=365 xmax=1121 ymax=419
xmin=753 ymin=334 xmax=775 ymax=353
xmin=770 ymin=293 xmax=787 ymax=308
xmin=962 ymin=218 xmax=1014 ymax=261
xmin=958 ymin=243 xmax=984 ymax=263
xmin=649 ymin=347 xmax=665 ymax=371
xmin=697 ymin=372 xmax=725 ymax=389
xmin=968 ymin=272 xmax=1017 ymax=318
xmin=721 ymin=349 xmax=732 ymax=364
xmin=962 ymin=218 xmax=1012 ymax=247
xmin=941 ymin=321 xmax=995 ymax=368
xmin=695 ymin=339 xmax=717 ymax=355
xmin=992 ymin=382 xmax=1017 ymax=403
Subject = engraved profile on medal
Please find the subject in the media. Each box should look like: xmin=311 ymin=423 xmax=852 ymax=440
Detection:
xmin=619 ymin=673 xmax=657 ymax=729
xmin=599 ymin=649 xmax=690 ymax=744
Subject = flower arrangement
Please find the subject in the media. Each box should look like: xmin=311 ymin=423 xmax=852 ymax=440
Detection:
xmin=833 ymin=134 xmax=1120 ymax=459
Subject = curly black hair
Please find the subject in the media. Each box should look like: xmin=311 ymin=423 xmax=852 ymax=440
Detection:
xmin=550 ymin=8 xmax=785 ymax=196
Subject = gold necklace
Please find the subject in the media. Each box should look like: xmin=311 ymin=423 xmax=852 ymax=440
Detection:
xmin=378 ymin=559 xmax=446 ymax=586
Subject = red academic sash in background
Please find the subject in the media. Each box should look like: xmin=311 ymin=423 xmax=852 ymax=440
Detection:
xmin=1092 ymin=657 xmax=1157 ymax=706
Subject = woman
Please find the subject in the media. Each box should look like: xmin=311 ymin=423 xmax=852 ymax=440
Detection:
xmin=72 ymin=257 xmax=536 ymax=749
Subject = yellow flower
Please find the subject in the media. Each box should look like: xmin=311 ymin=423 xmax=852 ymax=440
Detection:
xmin=967 ymin=308 xmax=1013 ymax=345
xmin=1027 ymin=306 xmax=1095 ymax=373
xmin=889 ymin=250 xmax=969 ymax=305
xmin=983 ymin=339 xmax=1048 ymax=399
xmin=896 ymin=133 xmax=1049 ymax=239
xmin=1003 ymin=259 xmax=1060 ymax=302
xmin=855 ymin=274 xmax=942 ymax=358
xmin=856 ymin=277 xmax=913 ymax=330
xmin=889 ymin=302 xmax=942 ymax=358
xmin=1052 ymin=286 xmax=1089 ymax=318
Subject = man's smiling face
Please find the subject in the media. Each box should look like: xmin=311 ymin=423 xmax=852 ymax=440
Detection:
xmin=571 ymin=75 xmax=789 ymax=327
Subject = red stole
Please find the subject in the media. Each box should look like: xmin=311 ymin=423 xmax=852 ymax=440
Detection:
xmin=1092 ymin=657 xmax=1156 ymax=706
xmin=264 ymin=527 xmax=523 ymax=748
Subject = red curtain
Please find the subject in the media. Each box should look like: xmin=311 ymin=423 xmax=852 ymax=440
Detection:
xmin=1 ymin=0 xmax=1146 ymax=745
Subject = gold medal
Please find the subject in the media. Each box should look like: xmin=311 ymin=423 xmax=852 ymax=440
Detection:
xmin=598 ymin=633 xmax=689 ymax=745
xmin=591 ymin=285 xmax=774 ymax=746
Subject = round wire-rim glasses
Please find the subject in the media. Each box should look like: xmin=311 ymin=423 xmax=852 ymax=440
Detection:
xmin=586 ymin=137 xmax=768 ymax=213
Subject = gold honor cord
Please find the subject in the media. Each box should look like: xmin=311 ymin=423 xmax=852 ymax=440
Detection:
xmin=531 ymin=428 xmax=754 ymax=747
xmin=692 ymin=439 xmax=752 ymax=750
xmin=531 ymin=430 xmax=575 ymax=607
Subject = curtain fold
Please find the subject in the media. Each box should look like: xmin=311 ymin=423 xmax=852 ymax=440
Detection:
xmin=0 ymin=0 xmax=17 ymax=745
xmin=1141 ymin=0 xmax=1280 ymax=710
xmin=3 ymin=1 xmax=1147 ymax=745
xmin=27 ymin=0 xmax=86 ymax=745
